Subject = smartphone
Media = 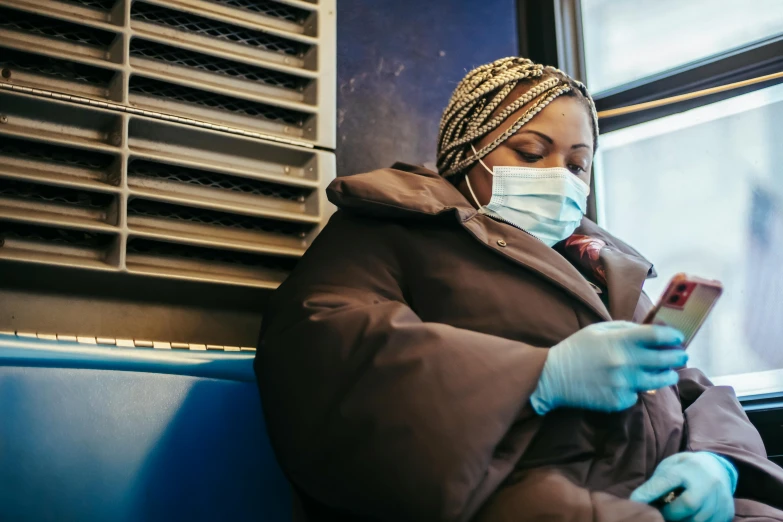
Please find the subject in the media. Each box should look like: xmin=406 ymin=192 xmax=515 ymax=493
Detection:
xmin=643 ymin=273 xmax=723 ymax=348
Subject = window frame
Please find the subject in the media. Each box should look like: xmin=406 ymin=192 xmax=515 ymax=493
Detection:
xmin=538 ymin=0 xmax=783 ymax=406
xmin=557 ymin=0 xmax=783 ymax=133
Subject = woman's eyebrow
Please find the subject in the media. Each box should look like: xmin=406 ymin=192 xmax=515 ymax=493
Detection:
xmin=515 ymin=130 xmax=553 ymax=144
xmin=511 ymin=130 xmax=590 ymax=151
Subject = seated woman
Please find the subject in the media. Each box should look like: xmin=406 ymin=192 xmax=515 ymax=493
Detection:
xmin=255 ymin=57 xmax=783 ymax=522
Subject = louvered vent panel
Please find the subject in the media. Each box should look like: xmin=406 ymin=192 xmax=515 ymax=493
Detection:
xmin=0 ymin=0 xmax=335 ymax=287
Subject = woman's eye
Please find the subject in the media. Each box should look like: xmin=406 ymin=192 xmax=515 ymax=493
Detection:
xmin=568 ymin=164 xmax=586 ymax=174
xmin=518 ymin=152 xmax=542 ymax=163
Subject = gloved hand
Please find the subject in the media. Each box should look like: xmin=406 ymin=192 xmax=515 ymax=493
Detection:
xmin=530 ymin=321 xmax=687 ymax=414
xmin=630 ymin=452 xmax=738 ymax=522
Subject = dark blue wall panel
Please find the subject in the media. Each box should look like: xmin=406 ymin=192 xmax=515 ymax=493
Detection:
xmin=336 ymin=0 xmax=518 ymax=176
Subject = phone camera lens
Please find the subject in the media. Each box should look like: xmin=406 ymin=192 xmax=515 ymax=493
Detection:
xmin=668 ymin=295 xmax=680 ymax=304
xmin=676 ymin=284 xmax=688 ymax=292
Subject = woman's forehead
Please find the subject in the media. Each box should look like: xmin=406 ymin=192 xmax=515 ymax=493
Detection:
xmin=493 ymin=94 xmax=594 ymax=147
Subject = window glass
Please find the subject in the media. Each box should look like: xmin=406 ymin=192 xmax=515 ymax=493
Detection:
xmin=581 ymin=0 xmax=783 ymax=93
xmin=595 ymin=82 xmax=783 ymax=395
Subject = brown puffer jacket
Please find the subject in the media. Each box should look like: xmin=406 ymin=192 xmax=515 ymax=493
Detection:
xmin=255 ymin=164 xmax=783 ymax=521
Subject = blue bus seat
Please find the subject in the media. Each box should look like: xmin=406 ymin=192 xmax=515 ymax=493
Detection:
xmin=0 ymin=333 xmax=291 ymax=522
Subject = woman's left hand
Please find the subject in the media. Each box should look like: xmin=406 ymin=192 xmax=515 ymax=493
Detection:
xmin=630 ymin=452 xmax=738 ymax=522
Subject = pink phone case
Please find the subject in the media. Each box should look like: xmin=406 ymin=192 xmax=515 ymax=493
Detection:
xmin=643 ymin=273 xmax=723 ymax=348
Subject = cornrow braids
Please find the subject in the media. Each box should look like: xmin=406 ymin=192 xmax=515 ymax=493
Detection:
xmin=437 ymin=57 xmax=599 ymax=179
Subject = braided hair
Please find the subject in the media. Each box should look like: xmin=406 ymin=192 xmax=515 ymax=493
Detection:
xmin=437 ymin=57 xmax=599 ymax=180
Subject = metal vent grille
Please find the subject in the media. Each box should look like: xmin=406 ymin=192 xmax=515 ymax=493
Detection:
xmin=0 ymin=6 xmax=117 ymax=48
xmin=129 ymin=39 xmax=309 ymax=92
xmin=208 ymin=0 xmax=310 ymax=24
xmin=131 ymin=2 xmax=308 ymax=57
xmin=0 ymin=0 xmax=335 ymax=287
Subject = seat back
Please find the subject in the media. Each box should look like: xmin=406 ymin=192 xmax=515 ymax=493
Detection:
xmin=0 ymin=334 xmax=291 ymax=522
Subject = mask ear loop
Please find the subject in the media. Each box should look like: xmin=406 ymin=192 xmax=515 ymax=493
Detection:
xmin=471 ymin=144 xmax=495 ymax=176
xmin=466 ymin=144 xmax=493 ymax=209
xmin=465 ymin=176 xmax=482 ymax=209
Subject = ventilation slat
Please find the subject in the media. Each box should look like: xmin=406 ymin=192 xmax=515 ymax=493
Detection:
xmin=131 ymin=2 xmax=309 ymax=57
xmin=127 ymin=198 xmax=312 ymax=255
xmin=0 ymin=6 xmax=118 ymax=49
xmin=128 ymin=75 xmax=313 ymax=138
xmin=0 ymin=178 xmax=117 ymax=227
xmin=0 ymin=179 xmax=113 ymax=210
xmin=0 ymin=45 xmax=118 ymax=100
xmin=128 ymin=198 xmax=310 ymax=236
xmin=128 ymin=159 xmax=308 ymax=200
xmin=62 ymin=0 xmax=117 ymax=10
xmin=0 ymin=135 xmax=115 ymax=172
xmin=1 ymin=47 xmax=115 ymax=87
xmin=129 ymin=38 xmax=310 ymax=101
xmin=128 ymin=238 xmax=298 ymax=270
xmin=0 ymin=134 xmax=120 ymax=188
xmin=127 ymin=158 xmax=316 ymax=222
xmin=128 ymin=76 xmax=306 ymax=124
xmin=0 ymin=222 xmax=114 ymax=248
xmin=127 ymin=117 xmax=320 ymax=184
xmin=126 ymin=237 xmax=298 ymax=287
xmin=208 ymin=0 xmax=311 ymax=25
xmin=0 ymin=221 xmax=118 ymax=269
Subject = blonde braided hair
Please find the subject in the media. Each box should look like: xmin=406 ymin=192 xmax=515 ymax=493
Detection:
xmin=437 ymin=57 xmax=599 ymax=179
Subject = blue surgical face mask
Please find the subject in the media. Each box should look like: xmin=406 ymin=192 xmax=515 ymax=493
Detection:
xmin=467 ymin=144 xmax=590 ymax=247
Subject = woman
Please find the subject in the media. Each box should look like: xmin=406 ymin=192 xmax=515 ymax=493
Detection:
xmin=255 ymin=58 xmax=783 ymax=521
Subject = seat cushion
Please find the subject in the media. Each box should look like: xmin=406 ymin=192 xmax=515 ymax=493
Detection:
xmin=0 ymin=334 xmax=290 ymax=522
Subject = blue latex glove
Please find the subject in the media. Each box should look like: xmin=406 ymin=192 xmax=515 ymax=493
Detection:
xmin=530 ymin=321 xmax=687 ymax=414
xmin=631 ymin=452 xmax=738 ymax=522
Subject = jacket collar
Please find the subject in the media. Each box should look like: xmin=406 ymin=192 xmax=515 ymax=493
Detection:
xmin=328 ymin=164 xmax=655 ymax=322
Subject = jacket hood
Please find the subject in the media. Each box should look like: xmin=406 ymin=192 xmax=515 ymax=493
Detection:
xmin=327 ymin=163 xmax=656 ymax=277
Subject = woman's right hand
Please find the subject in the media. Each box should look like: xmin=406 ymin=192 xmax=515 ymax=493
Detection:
xmin=529 ymin=321 xmax=688 ymax=415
